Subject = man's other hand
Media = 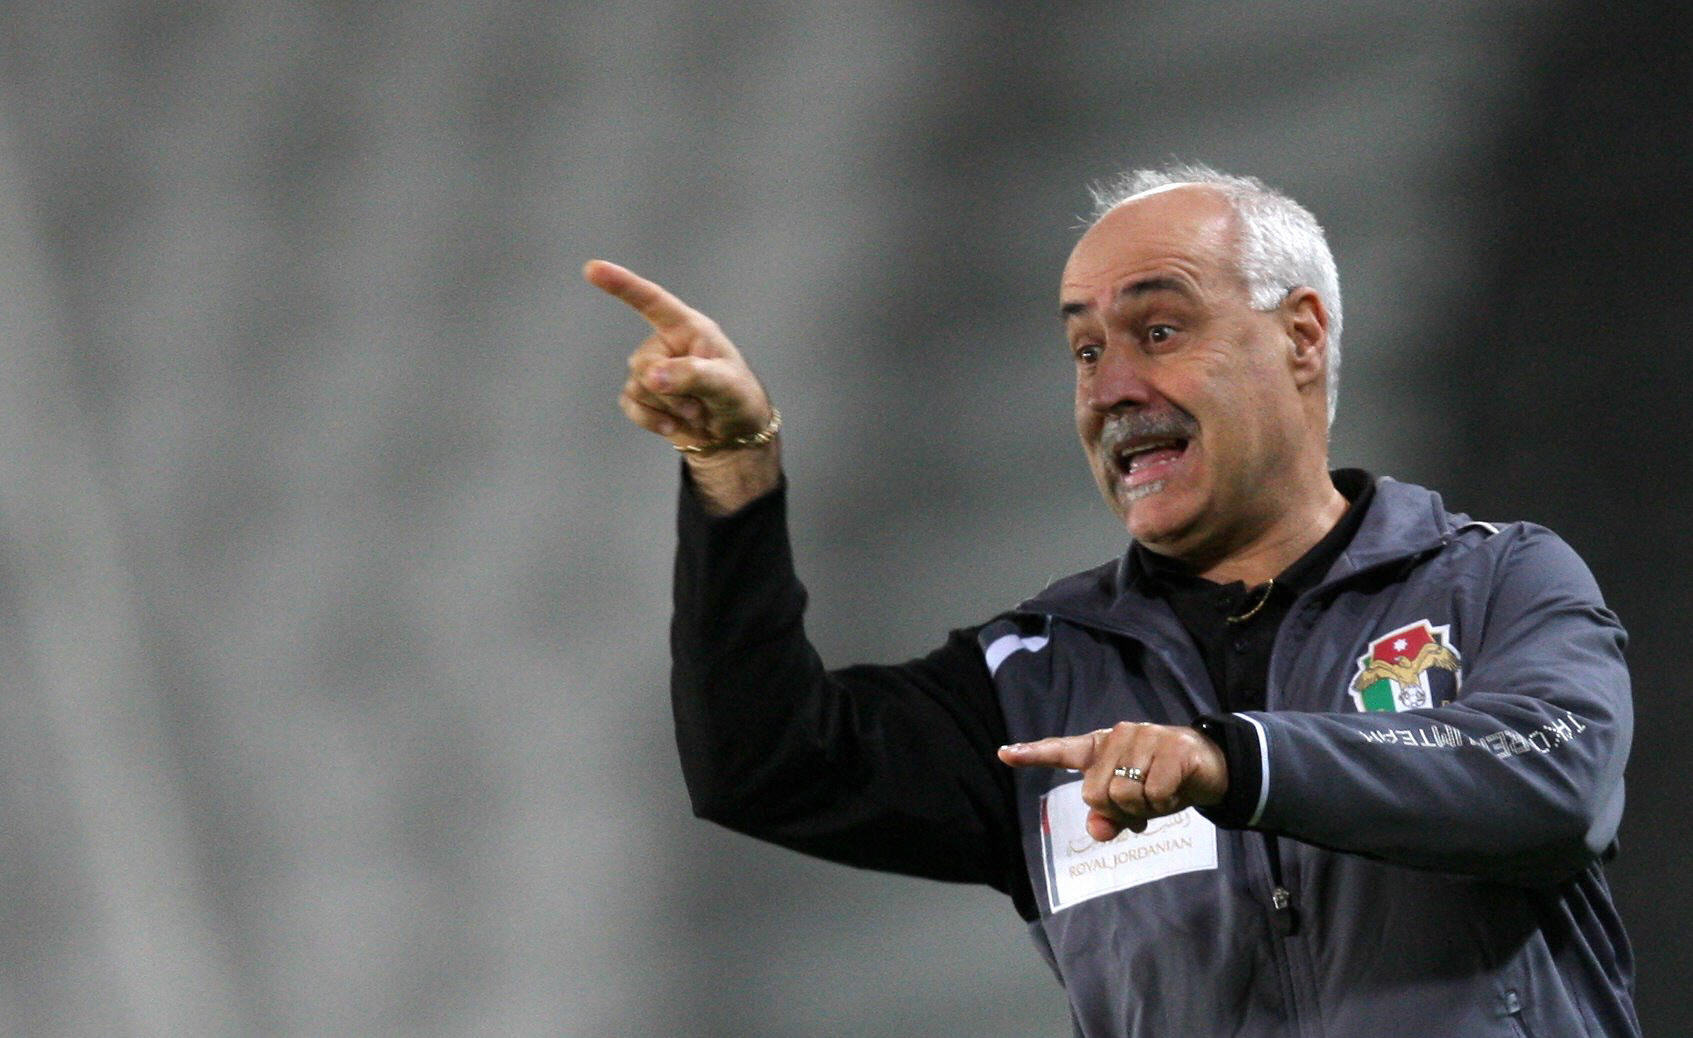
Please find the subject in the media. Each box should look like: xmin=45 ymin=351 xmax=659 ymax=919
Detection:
xmin=585 ymin=260 xmax=780 ymax=514
xmin=999 ymin=723 xmax=1228 ymax=842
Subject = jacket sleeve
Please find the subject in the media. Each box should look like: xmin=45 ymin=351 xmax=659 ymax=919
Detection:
xmin=1244 ymin=524 xmax=1631 ymax=887
xmin=669 ymin=469 xmax=1034 ymax=916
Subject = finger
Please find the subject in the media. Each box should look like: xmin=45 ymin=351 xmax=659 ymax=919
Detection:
xmin=625 ymin=375 xmax=705 ymax=425
xmin=626 ymin=337 xmax=708 ymax=423
xmin=1080 ymin=742 xmax=1128 ymax=817
xmin=998 ymin=731 xmax=1101 ymax=771
xmin=1086 ymin=810 xmax=1121 ymax=843
xmin=623 ymin=376 xmax=699 ymax=427
xmin=1086 ymin=809 xmax=1140 ymax=842
xmin=622 ymin=382 xmax=712 ymax=444
xmin=1102 ymin=758 xmax=1155 ymax=822
xmin=1079 ymin=722 xmax=1148 ymax=814
xmin=643 ymin=355 xmax=757 ymax=409
xmin=1138 ymin=743 xmax=1187 ymax=817
xmin=619 ymin=389 xmax=690 ymax=439
xmin=584 ymin=259 xmax=702 ymax=334
xmin=626 ymin=334 xmax=672 ymax=376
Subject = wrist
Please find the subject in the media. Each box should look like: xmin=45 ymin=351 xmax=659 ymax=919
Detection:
xmin=1192 ymin=714 xmax=1261 ymax=828
xmin=674 ymin=407 xmax=781 ymax=457
xmin=685 ymin=440 xmax=782 ymax=516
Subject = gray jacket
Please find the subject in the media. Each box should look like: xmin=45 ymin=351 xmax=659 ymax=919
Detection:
xmin=981 ymin=477 xmax=1636 ymax=1037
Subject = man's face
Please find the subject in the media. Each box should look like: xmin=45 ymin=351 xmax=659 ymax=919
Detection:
xmin=1060 ymin=186 xmax=1316 ymax=564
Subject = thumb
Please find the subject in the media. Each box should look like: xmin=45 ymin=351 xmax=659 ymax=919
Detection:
xmin=1088 ymin=810 xmax=1134 ymax=842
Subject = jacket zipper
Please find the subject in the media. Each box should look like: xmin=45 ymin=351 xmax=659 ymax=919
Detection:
xmin=1261 ymin=592 xmax=1347 ymax=1036
xmin=1268 ymin=845 xmax=1299 ymax=936
xmin=1252 ymin=831 xmax=1306 ymax=1034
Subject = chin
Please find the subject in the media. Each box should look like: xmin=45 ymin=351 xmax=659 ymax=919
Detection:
xmin=1121 ymin=484 xmax=1202 ymax=549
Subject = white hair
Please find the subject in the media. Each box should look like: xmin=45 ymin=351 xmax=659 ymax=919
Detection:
xmin=1087 ymin=163 xmax=1344 ymax=425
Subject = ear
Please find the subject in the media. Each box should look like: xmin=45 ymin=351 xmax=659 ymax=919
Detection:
xmin=1281 ymin=287 xmax=1329 ymax=392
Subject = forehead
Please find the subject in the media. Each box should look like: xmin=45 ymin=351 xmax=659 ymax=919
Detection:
xmin=1060 ymin=185 xmax=1241 ymax=303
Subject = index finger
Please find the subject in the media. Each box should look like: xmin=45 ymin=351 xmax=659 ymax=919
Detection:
xmin=998 ymin=732 xmax=1101 ymax=771
xmin=582 ymin=259 xmax=700 ymax=332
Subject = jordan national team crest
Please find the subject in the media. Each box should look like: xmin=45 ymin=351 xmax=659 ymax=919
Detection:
xmin=1350 ymin=620 xmax=1461 ymax=712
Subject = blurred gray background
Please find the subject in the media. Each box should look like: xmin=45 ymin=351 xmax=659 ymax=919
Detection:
xmin=0 ymin=1 xmax=1686 ymax=1035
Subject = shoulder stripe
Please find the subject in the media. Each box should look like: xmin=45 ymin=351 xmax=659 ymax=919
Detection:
xmin=984 ymin=633 xmax=1050 ymax=676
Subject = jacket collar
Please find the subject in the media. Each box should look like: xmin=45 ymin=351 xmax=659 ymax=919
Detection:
xmin=1328 ymin=475 xmax=1459 ymax=581
xmin=1018 ymin=474 xmax=1461 ymax=629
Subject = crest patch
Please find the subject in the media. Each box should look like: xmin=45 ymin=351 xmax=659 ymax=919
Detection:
xmin=1350 ymin=620 xmax=1461 ymax=712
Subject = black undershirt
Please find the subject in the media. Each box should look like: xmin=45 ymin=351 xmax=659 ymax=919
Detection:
xmin=1133 ymin=469 xmax=1375 ymax=717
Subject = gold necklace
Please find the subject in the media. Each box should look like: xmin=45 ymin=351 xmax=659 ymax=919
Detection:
xmin=1226 ymin=579 xmax=1275 ymax=624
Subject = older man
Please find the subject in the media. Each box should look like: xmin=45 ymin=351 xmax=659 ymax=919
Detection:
xmin=585 ymin=166 xmax=1637 ymax=1037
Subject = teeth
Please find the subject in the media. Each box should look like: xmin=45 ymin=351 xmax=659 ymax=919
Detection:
xmin=1118 ymin=438 xmax=1182 ymax=461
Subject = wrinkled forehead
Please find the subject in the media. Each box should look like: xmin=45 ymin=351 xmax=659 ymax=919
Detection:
xmin=1061 ymin=185 xmax=1242 ymax=295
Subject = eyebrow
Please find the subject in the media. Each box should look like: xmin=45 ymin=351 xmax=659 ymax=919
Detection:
xmin=1059 ymin=276 xmax=1195 ymax=321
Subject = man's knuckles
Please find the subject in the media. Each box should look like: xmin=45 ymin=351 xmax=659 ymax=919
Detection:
xmin=1147 ymin=791 xmax=1184 ymax=815
xmin=618 ymin=394 xmax=675 ymax=436
xmin=1088 ymin=783 xmax=1152 ymax=820
xmin=1081 ymin=785 xmax=1130 ymax=817
xmin=645 ymin=356 xmax=741 ymax=397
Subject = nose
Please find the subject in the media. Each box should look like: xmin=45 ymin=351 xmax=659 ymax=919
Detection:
xmin=1084 ymin=338 xmax=1152 ymax=414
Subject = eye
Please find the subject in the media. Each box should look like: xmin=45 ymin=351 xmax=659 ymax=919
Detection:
xmin=1146 ymin=324 xmax=1177 ymax=346
xmin=1074 ymin=343 xmax=1102 ymax=366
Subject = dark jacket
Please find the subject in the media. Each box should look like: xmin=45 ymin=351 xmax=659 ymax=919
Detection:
xmin=672 ymin=474 xmax=1637 ymax=1037
xmin=985 ymin=476 xmax=1635 ymax=1037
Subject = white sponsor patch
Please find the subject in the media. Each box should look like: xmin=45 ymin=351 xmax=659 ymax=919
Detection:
xmin=1039 ymin=780 xmax=1218 ymax=913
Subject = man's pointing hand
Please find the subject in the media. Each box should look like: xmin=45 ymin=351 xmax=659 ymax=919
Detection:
xmin=999 ymin=722 xmax=1228 ymax=842
xmin=585 ymin=259 xmax=780 ymax=514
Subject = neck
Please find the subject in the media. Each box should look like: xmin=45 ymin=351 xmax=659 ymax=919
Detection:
xmin=1196 ymin=474 xmax=1348 ymax=587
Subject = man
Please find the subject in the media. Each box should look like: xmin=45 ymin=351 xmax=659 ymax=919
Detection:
xmin=585 ymin=165 xmax=1637 ymax=1037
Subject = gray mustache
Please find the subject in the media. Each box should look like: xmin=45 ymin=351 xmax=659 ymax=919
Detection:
xmin=1099 ymin=411 xmax=1198 ymax=457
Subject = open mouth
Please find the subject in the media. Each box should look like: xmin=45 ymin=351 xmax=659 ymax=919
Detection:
xmin=1112 ymin=436 xmax=1190 ymax=489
